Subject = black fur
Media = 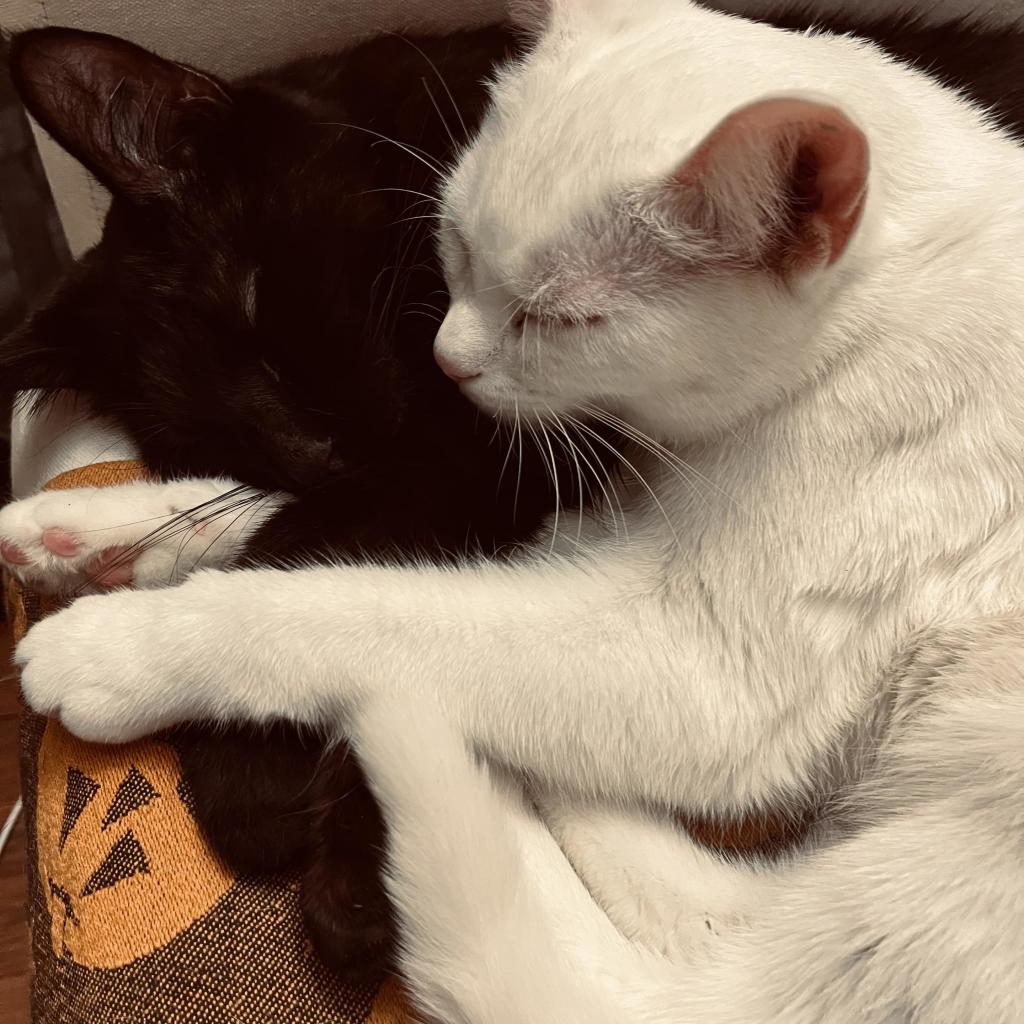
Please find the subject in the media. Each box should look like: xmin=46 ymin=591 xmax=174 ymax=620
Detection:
xmin=1 ymin=24 xmax=581 ymax=980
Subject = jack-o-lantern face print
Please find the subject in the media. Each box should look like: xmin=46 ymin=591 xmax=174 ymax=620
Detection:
xmin=35 ymin=721 xmax=235 ymax=968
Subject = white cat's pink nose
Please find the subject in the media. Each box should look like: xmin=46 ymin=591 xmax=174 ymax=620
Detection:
xmin=434 ymin=349 xmax=480 ymax=383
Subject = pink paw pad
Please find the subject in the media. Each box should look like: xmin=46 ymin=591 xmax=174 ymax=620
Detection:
xmin=0 ymin=541 xmax=29 ymax=565
xmin=41 ymin=528 xmax=81 ymax=558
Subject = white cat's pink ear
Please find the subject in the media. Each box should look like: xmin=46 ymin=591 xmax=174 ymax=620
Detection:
xmin=673 ymin=97 xmax=869 ymax=274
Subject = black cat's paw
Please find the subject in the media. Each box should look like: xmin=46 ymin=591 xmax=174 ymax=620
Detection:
xmin=172 ymin=722 xmax=323 ymax=874
xmin=301 ymin=860 xmax=396 ymax=984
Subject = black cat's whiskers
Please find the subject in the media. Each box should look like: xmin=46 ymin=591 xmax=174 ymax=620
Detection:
xmin=357 ymin=186 xmax=440 ymax=203
xmin=403 ymin=301 xmax=447 ymax=316
xmin=372 ymin=193 xmax=441 ymax=348
xmin=389 ymin=33 xmax=470 ymax=143
xmin=172 ymin=490 xmax=275 ymax=583
xmin=60 ymin=484 xmax=252 ymax=537
xmin=391 ymin=213 xmax=449 ymax=228
xmin=74 ymin=493 xmax=260 ymax=592
xmin=14 ymin=403 xmax=108 ymax=464
xmin=73 ymin=486 xmax=267 ymax=594
xmin=316 ymin=122 xmax=446 ymax=177
xmin=420 ymin=78 xmax=459 ymax=151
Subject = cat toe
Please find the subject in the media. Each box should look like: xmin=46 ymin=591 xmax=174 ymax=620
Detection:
xmin=301 ymin=889 xmax=396 ymax=985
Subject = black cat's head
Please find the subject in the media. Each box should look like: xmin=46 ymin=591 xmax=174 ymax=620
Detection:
xmin=1 ymin=28 xmax=455 ymax=491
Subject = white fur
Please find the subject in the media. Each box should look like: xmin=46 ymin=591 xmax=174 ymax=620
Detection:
xmin=11 ymin=1 xmax=1024 ymax=1018
xmin=0 ymin=478 xmax=279 ymax=593
xmin=354 ymin=628 xmax=1024 ymax=1023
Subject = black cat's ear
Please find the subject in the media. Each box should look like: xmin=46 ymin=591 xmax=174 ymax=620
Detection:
xmin=9 ymin=27 xmax=232 ymax=199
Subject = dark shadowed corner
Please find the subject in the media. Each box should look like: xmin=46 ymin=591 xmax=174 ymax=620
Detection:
xmin=0 ymin=35 xmax=69 ymax=1024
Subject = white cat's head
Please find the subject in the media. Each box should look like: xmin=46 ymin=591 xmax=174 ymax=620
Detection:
xmin=435 ymin=0 xmax=878 ymax=439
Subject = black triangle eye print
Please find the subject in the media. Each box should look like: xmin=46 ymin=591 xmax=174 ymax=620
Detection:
xmin=101 ymin=765 xmax=161 ymax=830
xmin=59 ymin=767 xmax=99 ymax=852
xmin=82 ymin=830 xmax=151 ymax=896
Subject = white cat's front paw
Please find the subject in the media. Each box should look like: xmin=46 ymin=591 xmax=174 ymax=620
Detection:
xmin=15 ymin=589 xmax=202 ymax=742
xmin=0 ymin=478 xmax=251 ymax=594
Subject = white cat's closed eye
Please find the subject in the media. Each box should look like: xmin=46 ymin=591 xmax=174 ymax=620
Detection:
xmin=511 ymin=309 xmax=604 ymax=332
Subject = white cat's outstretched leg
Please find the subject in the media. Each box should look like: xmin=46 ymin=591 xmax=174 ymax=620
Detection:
xmin=0 ymin=478 xmax=283 ymax=593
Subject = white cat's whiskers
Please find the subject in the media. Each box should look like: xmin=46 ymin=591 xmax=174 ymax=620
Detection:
xmin=523 ymin=420 xmax=561 ymax=554
xmin=474 ymin=281 xmax=520 ymax=295
xmin=584 ymin=403 xmax=746 ymax=515
xmin=562 ymin=413 xmax=627 ymax=541
xmin=513 ymin=402 xmax=526 ymax=523
xmin=525 ymin=294 xmax=544 ymax=374
xmin=567 ymin=418 xmax=680 ymax=544
xmin=496 ymin=406 xmax=521 ymax=501
xmin=545 ymin=406 xmax=587 ymax=544
xmin=538 ymin=419 xmax=564 ymax=553
xmin=583 ymin=406 xmax=710 ymax=513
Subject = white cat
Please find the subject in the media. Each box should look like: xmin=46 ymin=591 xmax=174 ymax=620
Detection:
xmin=7 ymin=0 xmax=1024 ymax=1019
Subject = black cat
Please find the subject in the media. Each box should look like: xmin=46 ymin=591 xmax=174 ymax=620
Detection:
xmin=0 ymin=24 xmax=589 ymax=979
